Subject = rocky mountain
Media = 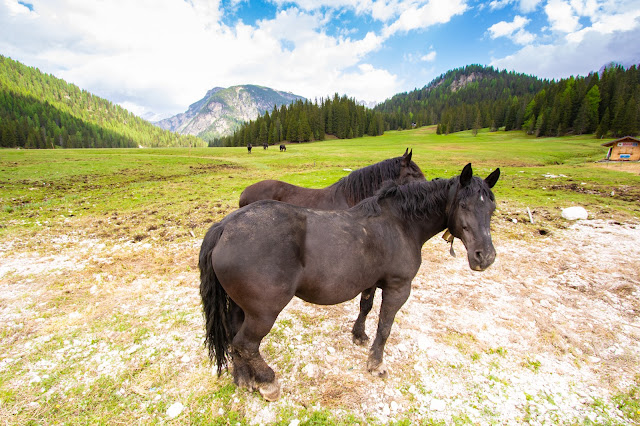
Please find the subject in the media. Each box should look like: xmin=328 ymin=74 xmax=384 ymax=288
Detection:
xmin=154 ymin=85 xmax=305 ymax=140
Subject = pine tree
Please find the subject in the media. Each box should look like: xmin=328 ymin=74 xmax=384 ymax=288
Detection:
xmin=472 ymin=109 xmax=482 ymax=136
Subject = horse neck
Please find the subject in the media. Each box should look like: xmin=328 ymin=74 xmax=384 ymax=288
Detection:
xmin=333 ymin=158 xmax=402 ymax=206
xmin=388 ymin=179 xmax=452 ymax=245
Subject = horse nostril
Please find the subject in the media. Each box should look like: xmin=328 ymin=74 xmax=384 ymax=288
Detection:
xmin=474 ymin=251 xmax=484 ymax=262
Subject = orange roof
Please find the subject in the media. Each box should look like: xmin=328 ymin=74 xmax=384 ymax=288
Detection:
xmin=601 ymin=136 xmax=640 ymax=147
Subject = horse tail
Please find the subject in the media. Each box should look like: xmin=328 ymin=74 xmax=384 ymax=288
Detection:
xmin=198 ymin=222 xmax=232 ymax=376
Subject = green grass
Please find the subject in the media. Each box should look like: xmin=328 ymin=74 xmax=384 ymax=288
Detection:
xmin=1 ymin=127 xmax=638 ymax=241
xmin=1 ymin=128 xmax=639 ymax=425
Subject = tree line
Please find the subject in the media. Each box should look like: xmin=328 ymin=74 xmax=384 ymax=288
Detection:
xmin=0 ymin=55 xmax=204 ymax=149
xmin=375 ymin=63 xmax=639 ymax=138
xmin=214 ymin=94 xmax=385 ymax=147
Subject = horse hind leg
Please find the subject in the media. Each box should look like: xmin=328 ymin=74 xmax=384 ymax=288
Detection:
xmin=352 ymin=286 xmax=376 ymax=346
xmin=227 ymin=301 xmax=254 ymax=389
xmin=230 ymin=313 xmax=281 ymax=401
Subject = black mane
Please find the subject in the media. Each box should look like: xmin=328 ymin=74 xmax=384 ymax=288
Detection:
xmin=354 ymin=175 xmax=495 ymax=221
xmin=331 ymin=156 xmax=421 ymax=205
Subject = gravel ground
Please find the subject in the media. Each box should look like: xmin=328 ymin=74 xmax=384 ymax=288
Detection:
xmin=0 ymin=218 xmax=639 ymax=424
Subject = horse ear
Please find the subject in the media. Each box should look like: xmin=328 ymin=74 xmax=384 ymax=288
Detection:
xmin=460 ymin=163 xmax=473 ymax=187
xmin=402 ymin=149 xmax=412 ymax=164
xmin=403 ymin=148 xmax=409 ymax=156
xmin=485 ymin=168 xmax=500 ymax=188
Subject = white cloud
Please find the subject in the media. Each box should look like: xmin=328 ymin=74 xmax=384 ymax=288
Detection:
xmin=382 ymin=0 xmax=467 ymax=37
xmin=519 ymin=0 xmax=543 ymax=13
xmin=421 ymin=50 xmax=437 ymax=62
xmin=490 ymin=17 xmax=640 ymax=79
xmin=488 ymin=15 xmax=535 ymax=45
xmin=545 ymin=0 xmax=581 ymax=33
xmin=487 ymin=0 xmax=542 ymax=12
xmin=0 ymin=0 xmax=399 ymax=114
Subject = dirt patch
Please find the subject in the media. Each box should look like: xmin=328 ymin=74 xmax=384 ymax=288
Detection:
xmin=0 ymin=219 xmax=639 ymax=424
xmin=592 ymin=161 xmax=640 ymax=175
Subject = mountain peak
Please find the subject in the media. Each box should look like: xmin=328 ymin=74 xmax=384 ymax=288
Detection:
xmin=154 ymin=85 xmax=305 ymax=140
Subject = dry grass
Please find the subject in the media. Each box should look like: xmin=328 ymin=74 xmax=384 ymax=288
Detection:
xmin=2 ymin=213 xmax=640 ymax=425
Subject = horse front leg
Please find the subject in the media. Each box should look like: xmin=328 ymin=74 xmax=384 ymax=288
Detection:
xmin=352 ymin=286 xmax=377 ymax=346
xmin=367 ymin=282 xmax=411 ymax=378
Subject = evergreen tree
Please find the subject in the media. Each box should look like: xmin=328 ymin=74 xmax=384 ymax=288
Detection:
xmin=472 ymin=109 xmax=482 ymax=136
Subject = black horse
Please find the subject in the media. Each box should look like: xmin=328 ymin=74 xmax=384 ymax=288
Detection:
xmin=263 ymin=143 xmax=268 ymax=150
xmin=238 ymin=149 xmax=424 ymax=209
xmin=199 ymin=164 xmax=500 ymax=401
xmin=238 ymin=149 xmax=426 ymax=344
xmin=279 ymin=144 xmax=286 ymax=151
xmin=247 ymin=143 xmax=252 ymax=154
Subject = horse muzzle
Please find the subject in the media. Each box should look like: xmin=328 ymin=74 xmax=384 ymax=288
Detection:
xmin=468 ymin=246 xmax=496 ymax=271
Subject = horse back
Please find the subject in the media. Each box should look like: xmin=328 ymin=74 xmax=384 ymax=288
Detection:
xmin=238 ymin=180 xmax=347 ymax=209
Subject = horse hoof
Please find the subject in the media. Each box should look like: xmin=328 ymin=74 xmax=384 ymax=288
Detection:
xmin=258 ymin=381 xmax=281 ymax=402
xmin=368 ymin=362 xmax=388 ymax=378
xmin=352 ymin=334 xmax=369 ymax=346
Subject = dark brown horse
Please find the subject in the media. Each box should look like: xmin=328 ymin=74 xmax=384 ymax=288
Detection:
xmin=238 ymin=149 xmax=426 ymax=343
xmin=238 ymin=149 xmax=425 ymax=209
xmin=199 ymin=164 xmax=500 ymax=400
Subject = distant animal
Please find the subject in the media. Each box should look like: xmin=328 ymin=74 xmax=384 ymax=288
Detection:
xmin=247 ymin=143 xmax=252 ymax=154
xmin=279 ymin=144 xmax=286 ymax=151
xmin=263 ymin=143 xmax=268 ymax=150
xmin=199 ymin=163 xmax=500 ymax=401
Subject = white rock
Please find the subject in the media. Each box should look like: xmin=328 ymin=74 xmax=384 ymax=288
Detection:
xmin=430 ymin=398 xmax=446 ymax=411
xmin=416 ymin=335 xmax=430 ymax=350
xmin=166 ymin=402 xmax=184 ymax=418
xmin=381 ymin=403 xmax=391 ymax=416
xmin=561 ymin=206 xmax=588 ymax=220
xmin=302 ymin=363 xmax=318 ymax=378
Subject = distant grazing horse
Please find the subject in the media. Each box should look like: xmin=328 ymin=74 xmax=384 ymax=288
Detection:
xmin=279 ymin=144 xmax=286 ymax=152
xmin=247 ymin=143 xmax=252 ymax=154
xmin=199 ymin=164 xmax=500 ymax=400
xmin=263 ymin=143 xmax=268 ymax=150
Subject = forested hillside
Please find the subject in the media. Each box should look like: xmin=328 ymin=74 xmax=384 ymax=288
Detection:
xmin=376 ymin=65 xmax=548 ymax=133
xmin=215 ymin=94 xmax=385 ymax=147
xmin=376 ymin=64 xmax=640 ymax=138
xmin=521 ymin=64 xmax=639 ymax=138
xmin=0 ymin=55 xmax=203 ymax=149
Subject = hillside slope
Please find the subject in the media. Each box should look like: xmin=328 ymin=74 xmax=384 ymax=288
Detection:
xmin=375 ymin=64 xmax=547 ymax=132
xmin=0 ymin=55 xmax=203 ymax=149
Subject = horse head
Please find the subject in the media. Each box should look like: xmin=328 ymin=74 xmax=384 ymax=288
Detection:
xmin=446 ymin=163 xmax=500 ymax=271
xmin=397 ymin=149 xmax=426 ymax=184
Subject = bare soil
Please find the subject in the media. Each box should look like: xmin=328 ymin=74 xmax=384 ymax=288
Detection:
xmin=1 ymin=216 xmax=639 ymax=424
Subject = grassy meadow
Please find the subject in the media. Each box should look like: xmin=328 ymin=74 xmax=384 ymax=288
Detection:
xmin=2 ymin=126 xmax=638 ymax=242
xmin=1 ymin=127 xmax=640 ymax=425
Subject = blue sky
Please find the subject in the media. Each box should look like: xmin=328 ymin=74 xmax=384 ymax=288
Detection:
xmin=1 ymin=0 xmax=639 ymax=120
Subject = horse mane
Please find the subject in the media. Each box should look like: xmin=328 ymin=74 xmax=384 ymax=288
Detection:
xmin=353 ymin=175 xmax=495 ymax=221
xmin=331 ymin=156 xmax=421 ymax=205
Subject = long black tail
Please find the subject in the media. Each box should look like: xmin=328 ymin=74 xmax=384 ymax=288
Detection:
xmin=198 ymin=222 xmax=232 ymax=376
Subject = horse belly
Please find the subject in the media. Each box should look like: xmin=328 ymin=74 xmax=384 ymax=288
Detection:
xmin=294 ymin=220 xmax=381 ymax=305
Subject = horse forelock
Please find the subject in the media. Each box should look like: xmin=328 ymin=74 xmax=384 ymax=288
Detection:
xmin=457 ymin=176 xmax=496 ymax=203
xmin=333 ymin=156 xmax=415 ymax=205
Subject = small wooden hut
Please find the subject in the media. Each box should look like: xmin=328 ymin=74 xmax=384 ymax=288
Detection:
xmin=602 ymin=136 xmax=640 ymax=161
